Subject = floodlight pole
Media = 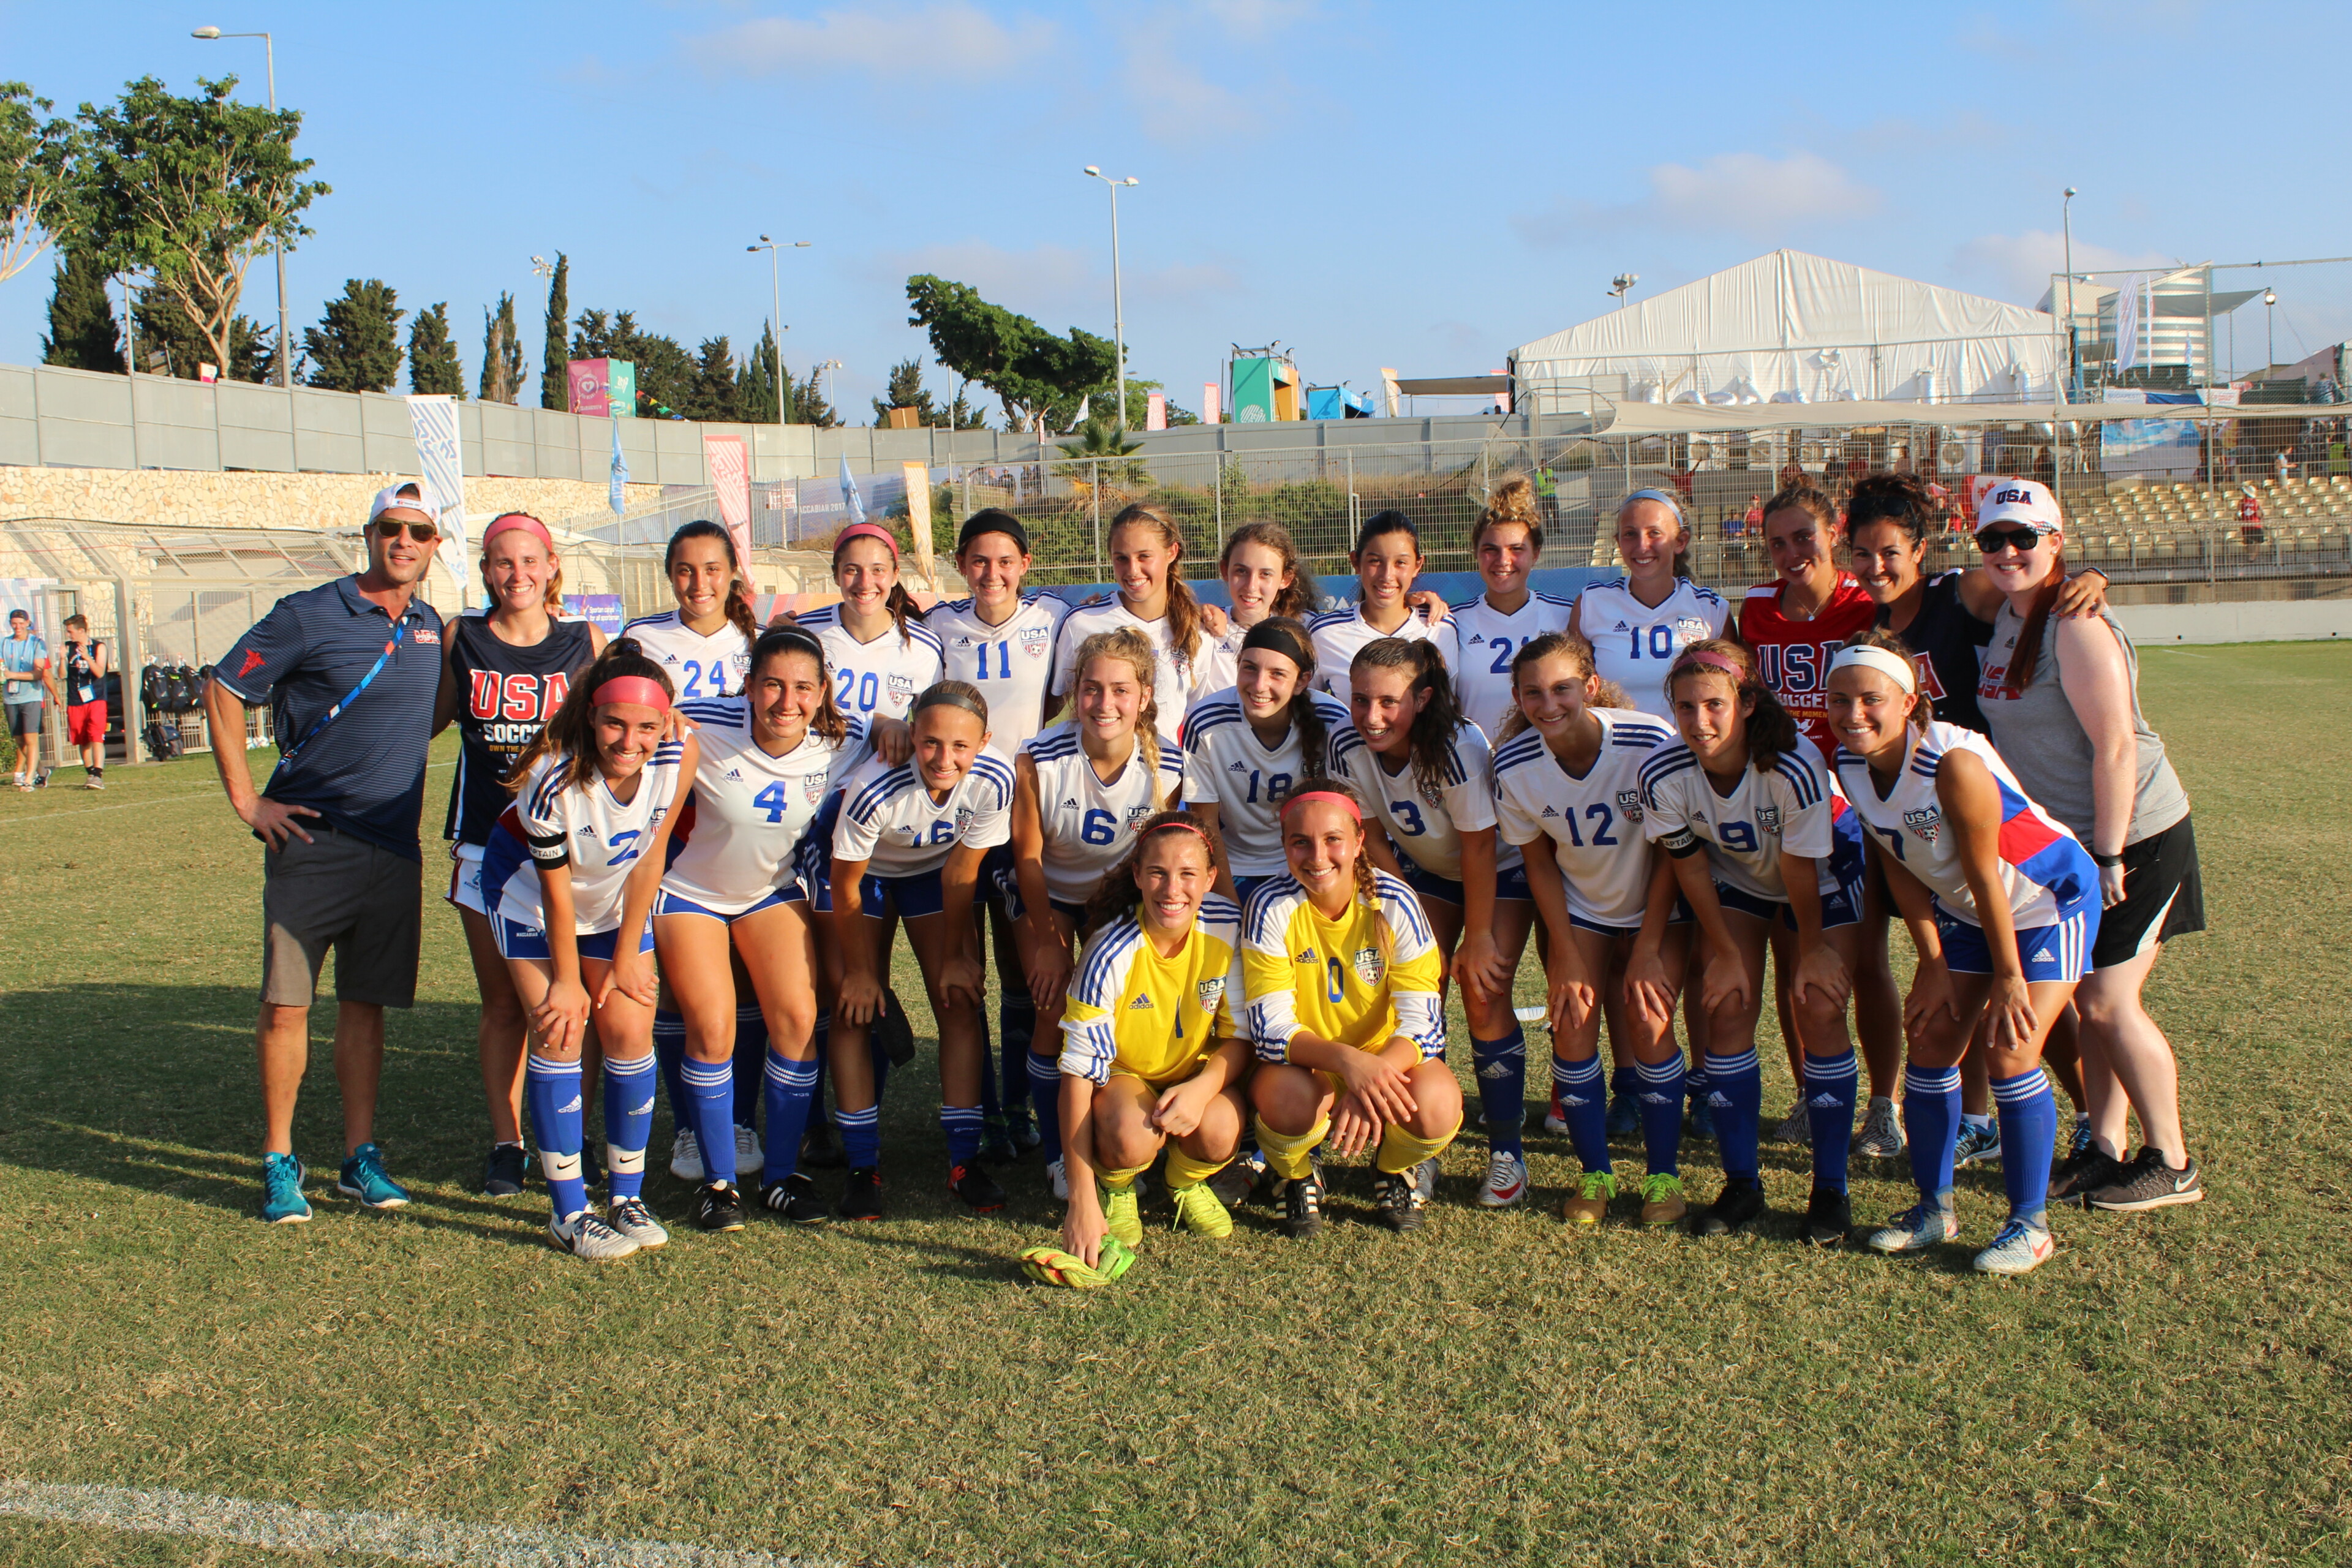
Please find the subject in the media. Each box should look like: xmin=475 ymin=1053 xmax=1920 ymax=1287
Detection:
xmin=193 ymin=28 xmax=289 ymax=387
xmin=2061 ymin=187 xmax=2078 ymax=399
xmin=747 ymin=237 xmax=811 ymax=428
xmin=1085 ymin=167 xmax=1139 ymax=428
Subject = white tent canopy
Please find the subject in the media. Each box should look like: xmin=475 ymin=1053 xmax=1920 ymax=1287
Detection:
xmin=1513 ymin=250 xmax=2060 ymax=409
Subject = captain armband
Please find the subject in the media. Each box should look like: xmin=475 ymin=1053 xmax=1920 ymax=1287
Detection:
xmin=1659 ymin=826 xmax=1702 ymax=858
xmin=527 ymin=831 xmax=569 ymax=866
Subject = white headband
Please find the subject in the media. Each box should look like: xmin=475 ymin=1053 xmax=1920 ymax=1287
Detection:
xmin=1830 ymin=644 xmax=1917 ymax=694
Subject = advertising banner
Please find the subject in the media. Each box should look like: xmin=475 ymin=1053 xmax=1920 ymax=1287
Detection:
xmin=404 ymin=395 xmax=469 ymax=608
xmin=703 ymin=433 xmax=752 ymax=567
xmin=567 ymin=358 xmax=636 ymax=417
xmin=1230 ymin=357 xmax=1274 ymax=423
xmin=1146 ymin=391 xmax=1166 ymax=431
xmin=1202 ymin=382 xmax=1221 ymax=424
xmin=562 ymin=594 xmax=625 ymax=634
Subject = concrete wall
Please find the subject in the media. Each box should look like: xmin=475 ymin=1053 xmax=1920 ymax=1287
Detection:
xmin=2111 ymin=597 xmax=2352 ymax=645
xmin=0 ymin=464 xmax=662 ymax=535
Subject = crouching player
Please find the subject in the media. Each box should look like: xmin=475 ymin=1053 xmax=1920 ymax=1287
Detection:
xmin=1828 ymin=633 xmax=2096 ymax=1276
xmin=1019 ymin=813 xmax=1249 ymax=1289
xmin=1241 ymin=782 xmax=1460 ymax=1237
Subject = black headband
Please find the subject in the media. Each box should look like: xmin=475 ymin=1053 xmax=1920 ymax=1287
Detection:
xmin=957 ymin=511 xmax=1030 ymax=556
xmin=913 ymin=683 xmax=991 ymax=726
xmin=1241 ymin=618 xmax=1314 ymax=672
xmin=754 ymin=625 xmax=826 ymax=663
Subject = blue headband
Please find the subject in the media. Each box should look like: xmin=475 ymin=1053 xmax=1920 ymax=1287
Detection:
xmin=1621 ymin=488 xmax=1684 ymax=521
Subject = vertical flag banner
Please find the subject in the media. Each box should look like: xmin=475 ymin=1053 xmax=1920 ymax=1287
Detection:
xmin=704 ymin=433 xmax=752 ymax=567
xmin=1229 ymin=358 xmax=1274 ymax=423
xmin=609 ymin=418 xmax=629 ymax=515
xmin=1146 ymin=391 xmax=1166 ymax=431
xmin=1202 ymin=382 xmax=1221 ymax=424
xmin=1379 ymin=367 xmax=1401 ymax=418
xmin=900 ymin=461 xmax=935 ymax=588
xmin=839 ymin=454 xmax=867 ymax=526
xmin=405 ymin=394 xmax=469 ymax=608
xmin=2113 ymin=274 xmax=2146 ymax=375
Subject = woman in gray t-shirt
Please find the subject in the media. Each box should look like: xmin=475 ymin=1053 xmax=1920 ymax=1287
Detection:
xmin=1973 ymin=479 xmax=2204 ymax=1215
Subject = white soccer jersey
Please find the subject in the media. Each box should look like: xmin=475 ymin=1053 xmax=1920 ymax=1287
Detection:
xmin=620 ymin=609 xmax=750 ymax=703
xmin=1332 ymin=719 xmax=1520 ymax=884
xmin=1191 ymin=620 xmax=1248 ymax=701
xmin=662 ymin=699 xmax=870 ymax=914
xmin=1446 ymin=590 xmax=1575 ymax=740
xmin=1493 ymin=709 xmax=1676 ymax=929
xmin=1023 ymin=722 xmax=1188 ymax=905
xmin=1179 ymin=685 xmax=1352 ymax=878
xmin=1835 ymin=721 xmax=2092 ymax=930
xmin=1638 ymin=733 xmax=1839 ymax=902
xmin=794 ymin=603 xmax=944 ymax=726
xmin=486 ymin=744 xmax=685 ymax=933
xmin=1574 ymin=577 xmax=1730 ymax=718
xmin=1049 ymin=595 xmax=1207 ymax=725
xmin=1307 ymin=603 xmax=1455 ymax=715
xmin=832 ymin=745 xmax=1016 ymax=877
xmin=925 ymin=592 xmax=1069 ymax=750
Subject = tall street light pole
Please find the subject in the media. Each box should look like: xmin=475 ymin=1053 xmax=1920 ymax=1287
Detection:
xmin=1084 ymin=166 xmax=1139 ymax=428
xmin=2061 ymin=187 xmax=2078 ymax=398
xmin=2264 ymin=288 xmax=2277 ymax=372
xmin=747 ymin=237 xmax=811 ymax=426
xmin=192 ymin=26 xmax=290 ymax=388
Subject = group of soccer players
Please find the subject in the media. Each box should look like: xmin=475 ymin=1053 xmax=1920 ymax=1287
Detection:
xmin=444 ymin=469 xmax=2203 ymax=1280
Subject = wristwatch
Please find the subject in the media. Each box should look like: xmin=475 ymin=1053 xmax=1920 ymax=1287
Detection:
xmin=2092 ymin=851 xmax=2124 ymax=869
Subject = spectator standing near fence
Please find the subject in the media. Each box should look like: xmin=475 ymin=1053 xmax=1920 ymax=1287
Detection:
xmin=60 ymin=614 xmax=108 ymax=788
xmin=203 ymin=482 xmax=448 ymax=1224
xmin=4 ymin=607 xmax=56 ymax=790
xmin=2236 ymin=486 xmax=2264 ymax=546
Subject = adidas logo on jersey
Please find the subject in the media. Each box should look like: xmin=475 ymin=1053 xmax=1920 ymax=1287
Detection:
xmin=1611 ymin=620 xmax=1630 ymax=633
xmin=1230 ymin=761 xmax=1249 ymax=773
xmin=1062 ymin=797 xmax=1080 ymax=809
xmin=576 ymin=825 xmax=598 ymax=840
xmin=1294 ymin=948 xmax=1317 ymax=964
xmin=724 ymin=767 xmax=743 ymax=781
xmin=1128 ymin=994 xmax=1154 ymax=1009
xmin=1540 ymin=805 xmax=1559 ymax=818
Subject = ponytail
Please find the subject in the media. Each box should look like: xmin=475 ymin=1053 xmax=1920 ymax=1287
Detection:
xmin=1242 ymin=617 xmax=1327 ymax=780
xmin=506 ymin=636 xmax=674 ymax=795
xmin=1349 ymin=637 xmax=1462 ymax=802
xmin=1996 ymin=549 xmax=2067 ymax=698
xmin=1666 ymin=637 xmax=1798 ymax=772
xmin=1072 ymin=628 xmax=1164 ymax=805
xmin=884 ymin=581 xmax=918 ymax=644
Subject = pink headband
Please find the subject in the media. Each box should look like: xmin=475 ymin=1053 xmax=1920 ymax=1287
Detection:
xmin=1279 ymin=788 xmax=1362 ymax=824
xmin=1142 ymin=818 xmax=1215 ymax=851
xmin=1670 ymin=649 xmax=1747 ymax=682
xmin=592 ymin=676 xmax=671 ymax=712
xmin=481 ymin=513 xmax=552 ymax=551
xmin=833 ymin=522 xmax=899 ymax=559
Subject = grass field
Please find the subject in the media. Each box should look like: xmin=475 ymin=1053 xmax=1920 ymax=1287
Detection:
xmin=2 ymin=641 xmax=2346 ymax=1568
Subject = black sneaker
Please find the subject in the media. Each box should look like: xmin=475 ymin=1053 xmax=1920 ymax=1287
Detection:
xmin=1803 ymin=1185 xmax=1852 ymax=1247
xmin=949 ymin=1163 xmax=1007 ymax=1213
xmin=800 ymin=1121 xmax=845 ymax=1170
xmin=693 ymin=1181 xmax=746 ymax=1232
xmin=980 ymin=1114 xmax=1018 ymax=1165
xmin=481 ymin=1142 xmax=527 ymax=1197
xmin=2086 ymin=1147 xmax=2205 ymax=1213
xmin=1281 ymin=1168 xmax=1325 ymax=1239
xmin=1695 ymin=1180 xmax=1767 ymax=1236
xmin=2048 ymin=1141 xmax=2126 ymax=1207
xmin=839 ymin=1166 xmax=884 ymax=1221
xmin=1208 ymin=1150 xmax=1265 ymax=1210
xmin=1373 ymin=1163 xmax=1433 ymax=1234
xmin=758 ymin=1172 xmax=828 ymax=1225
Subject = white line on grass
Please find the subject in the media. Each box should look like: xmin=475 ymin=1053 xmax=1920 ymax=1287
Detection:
xmin=0 ymin=761 xmax=455 ymax=827
xmin=0 ymin=1480 xmax=839 ymax=1567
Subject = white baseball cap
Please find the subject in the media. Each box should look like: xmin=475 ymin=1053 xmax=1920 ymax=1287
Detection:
xmin=1974 ymin=478 xmax=2062 ymax=535
xmin=369 ymin=481 xmax=441 ymax=524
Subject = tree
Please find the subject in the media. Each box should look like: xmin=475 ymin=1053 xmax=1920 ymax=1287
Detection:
xmin=71 ymin=75 xmax=327 ymax=382
xmin=408 ymin=301 xmax=462 ymax=396
xmin=480 ymin=291 xmax=523 ymax=403
xmin=736 ymin=322 xmax=785 ymax=423
xmin=131 ymin=288 xmax=271 ymax=379
xmin=40 ymin=247 xmax=119 ymax=371
xmin=2 ymin=83 xmax=75 ymax=287
xmin=797 ymin=364 xmax=838 ymax=429
xmin=1121 ymin=379 xmax=1197 ymax=428
xmin=538 ymin=251 xmax=568 ymax=409
xmin=303 ymin=277 xmax=402 ymax=391
xmin=904 ymin=274 xmax=1115 ymax=432
xmin=688 ymin=336 xmax=740 ymax=422
xmin=871 ymin=356 xmax=941 ymax=426
xmin=1055 ymin=417 xmax=1149 ymax=487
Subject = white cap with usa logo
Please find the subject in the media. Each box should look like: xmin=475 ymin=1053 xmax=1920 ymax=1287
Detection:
xmin=368 ymin=480 xmax=442 ymax=525
xmin=1974 ymin=478 xmax=2062 ymax=536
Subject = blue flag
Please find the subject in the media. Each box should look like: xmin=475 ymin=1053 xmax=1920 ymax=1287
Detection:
xmin=839 ymin=454 xmax=867 ymax=526
xmin=609 ymin=418 xmax=629 ymax=514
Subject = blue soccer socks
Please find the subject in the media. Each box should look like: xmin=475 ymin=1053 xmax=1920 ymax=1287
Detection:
xmin=1634 ymin=1054 xmax=1687 ymax=1177
xmin=837 ymin=1103 xmax=880 ymax=1170
xmin=1027 ymin=1052 xmax=1064 ymax=1165
xmin=761 ymin=1052 xmax=821 ymax=1187
xmin=941 ymin=1106 xmax=984 ymax=1169
xmin=1000 ymin=992 xmax=1038 ymax=1109
xmin=1473 ymin=1028 xmax=1529 ymax=1158
xmin=652 ymin=1009 xmax=690 ymax=1140
xmin=1991 ymin=1067 xmax=2058 ymax=1222
xmin=526 ymin=1054 xmax=587 ymax=1221
xmin=1704 ymin=1049 xmax=1763 ymax=1185
xmin=1905 ymin=1061 xmax=1962 ymax=1205
xmin=1804 ymin=1048 xmax=1859 ymax=1194
xmin=602 ymin=1052 xmax=657 ymax=1202
xmin=680 ymin=1057 xmax=737 ymax=1186
xmin=1551 ymin=1053 xmax=1611 ymax=1175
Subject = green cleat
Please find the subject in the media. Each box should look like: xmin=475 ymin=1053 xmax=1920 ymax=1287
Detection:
xmin=1561 ymin=1169 xmax=1619 ymax=1227
xmin=1169 ymin=1182 xmax=1233 ymax=1238
xmin=1101 ymin=1183 xmax=1144 ymax=1248
xmin=1637 ymin=1172 xmax=1687 ymax=1227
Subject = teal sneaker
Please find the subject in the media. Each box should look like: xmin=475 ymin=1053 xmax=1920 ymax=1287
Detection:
xmin=336 ymin=1143 xmax=410 ymax=1210
xmin=261 ymin=1152 xmax=311 ymax=1224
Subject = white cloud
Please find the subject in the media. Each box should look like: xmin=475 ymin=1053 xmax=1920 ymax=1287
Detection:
xmin=1518 ymin=151 xmax=1880 ymax=246
xmin=685 ymin=3 xmax=1057 ymax=80
xmin=1954 ymin=229 xmax=2177 ymax=305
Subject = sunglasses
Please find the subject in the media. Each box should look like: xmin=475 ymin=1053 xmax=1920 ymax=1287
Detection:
xmin=372 ymin=518 xmax=441 ymax=543
xmin=1974 ymin=526 xmax=2049 ymax=554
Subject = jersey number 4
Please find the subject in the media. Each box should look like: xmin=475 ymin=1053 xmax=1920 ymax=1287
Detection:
xmin=753 ymin=782 xmax=790 ymax=824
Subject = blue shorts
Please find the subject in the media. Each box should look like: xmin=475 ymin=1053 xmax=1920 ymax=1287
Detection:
xmin=814 ymin=865 xmax=946 ymax=920
xmin=1569 ymin=896 xmax=1694 ymax=941
xmin=1392 ymin=856 xmax=1535 ymax=909
xmin=1934 ymin=900 xmax=2097 ymax=983
xmin=652 ymin=886 xmax=800 ymax=922
xmin=987 ymin=860 xmax=1088 ymax=927
xmin=1713 ymin=874 xmax=1863 ymax=932
xmin=493 ymin=919 xmax=657 ymax=962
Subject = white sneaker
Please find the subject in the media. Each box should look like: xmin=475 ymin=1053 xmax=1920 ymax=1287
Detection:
xmin=1048 ymin=1156 xmax=1069 ymax=1201
xmin=1542 ymin=1106 xmax=1568 ymax=1136
xmin=606 ymin=1196 xmax=669 ymax=1250
xmin=734 ymin=1123 xmax=761 ymax=1177
xmin=668 ymin=1128 xmax=705 ymax=1184
xmin=1772 ymin=1102 xmax=1812 ymax=1145
xmin=1856 ymin=1096 xmax=1907 ymax=1159
xmin=1477 ymin=1150 xmax=1529 ymax=1208
xmin=549 ymin=1208 xmax=639 ymax=1261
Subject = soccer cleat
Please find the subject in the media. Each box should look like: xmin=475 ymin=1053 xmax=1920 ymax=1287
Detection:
xmin=1856 ymin=1097 xmax=1907 ymax=1161
xmin=1477 ymin=1150 xmax=1529 ymax=1208
xmin=733 ymin=1124 xmax=761 ymax=1177
xmin=1281 ymin=1170 xmax=1326 ymax=1239
xmin=757 ymin=1172 xmax=828 ymax=1225
xmin=1542 ymin=1098 xmax=1569 ymax=1137
xmin=335 ymin=1144 xmax=410 ymax=1210
xmin=1019 ymin=1234 xmax=1137 ymax=1289
xmin=1771 ymin=1102 xmax=1812 ymax=1146
xmin=1694 ymin=1180 xmax=1766 ymax=1236
xmin=260 ymin=1153 xmax=311 ymax=1224
xmin=1686 ymin=1093 xmax=1717 ymax=1143
xmin=2086 ymin=1148 xmax=2204 ymax=1213
xmin=83 ymin=773 xmax=105 ymax=790
xmin=1866 ymin=1199 xmax=1959 ymax=1254
xmin=1972 ymin=1216 xmax=2056 ymax=1276
xmin=606 ymin=1196 xmax=669 ymax=1248
xmin=1952 ymin=1120 xmax=2003 ymax=1170
xmin=1007 ymin=1110 xmax=1042 ymax=1153
xmin=1803 ymin=1186 xmax=1853 ymax=1248
xmin=2049 ymin=1142 xmax=2125 ymax=1208
xmin=1207 ymin=1149 xmax=1264 ymax=1210
xmin=799 ymin=1121 xmax=844 ymax=1170
xmin=1373 ymin=1166 xmax=1432 ymax=1233
xmin=1046 ymin=1156 xmax=1070 ymax=1202
xmin=481 ymin=1143 xmax=527 ymax=1197
xmin=1561 ymin=1170 xmax=1618 ymax=1227
xmin=693 ymin=1182 xmax=746 ymax=1233
xmin=1606 ymin=1090 xmax=1640 ymax=1140
xmin=839 ymin=1166 xmax=884 ymax=1221
xmin=668 ymin=1128 xmax=706 ymax=1185
xmin=1100 ymin=1184 xmax=1144 ymax=1247
xmin=1169 ymin=1182 xmax=1233 ymax=1238
xmin=1637 ymin=1172 xmax=1688 ymax=1227
xmin=548 ymin=1209 xmax=639 ymax=1262
xmin=950 ymin=1163 xmax=1007 ymax=1213
xmin=981 ymin=1114 xmax=1018 ymax=1166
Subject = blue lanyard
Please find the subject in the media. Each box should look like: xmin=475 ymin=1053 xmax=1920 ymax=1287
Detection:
xmin=268 ymin=614 xmax=410 ymax=783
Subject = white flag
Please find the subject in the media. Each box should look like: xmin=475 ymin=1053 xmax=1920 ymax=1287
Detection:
xmin=405 ymin=396 xmax=468 ymax=608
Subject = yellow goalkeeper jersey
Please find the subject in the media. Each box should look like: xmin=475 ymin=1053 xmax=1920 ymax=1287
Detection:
xmin=1238 ymin=870 xmax=1446 ymax=1064
xmin=1058 ymin=895 xmax=1245 ymax=1087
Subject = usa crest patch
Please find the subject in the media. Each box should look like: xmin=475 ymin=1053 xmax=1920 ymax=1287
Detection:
xmin=1351 ymin=945 xmax=1384 ymax=986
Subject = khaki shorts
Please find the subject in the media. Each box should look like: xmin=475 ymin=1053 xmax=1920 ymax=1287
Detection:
xmin=261 ymin=827 xmax=422 ymax=1008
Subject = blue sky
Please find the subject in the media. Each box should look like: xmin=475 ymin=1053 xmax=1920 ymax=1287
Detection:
xmin=5 ymin=0 xmax=2346 ymax=417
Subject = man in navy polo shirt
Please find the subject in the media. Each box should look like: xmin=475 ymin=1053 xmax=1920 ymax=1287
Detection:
xmin=205 ymin=481 xmax=447 ymax=1224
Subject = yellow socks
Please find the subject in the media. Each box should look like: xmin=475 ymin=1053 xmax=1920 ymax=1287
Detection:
xmin=1254 ymin=1115 xmax=1329 ymax=1181
xmin=1164 ymin=1146 xmax=1231 ymax=1190
xmin=1376 ymin=1115 xmax=1460 ymax=1175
